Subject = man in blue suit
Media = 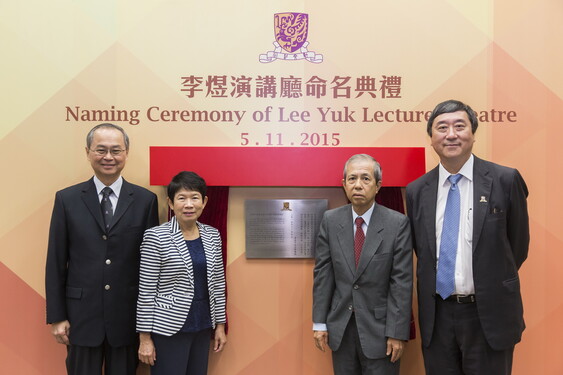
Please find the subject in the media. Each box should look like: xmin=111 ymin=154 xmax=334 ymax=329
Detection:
xmin=406 ymin=100 xmax=529 ymax=374
xmin=45 ymin=123 xmax=159 ymax=375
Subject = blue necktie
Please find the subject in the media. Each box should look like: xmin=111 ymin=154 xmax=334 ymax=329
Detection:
xmin=436 ymin=174 xmax=462 ymax=299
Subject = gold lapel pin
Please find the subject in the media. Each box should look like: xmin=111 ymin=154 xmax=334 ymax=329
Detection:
xmin=480 ymin=196 xmax=487 ymax=203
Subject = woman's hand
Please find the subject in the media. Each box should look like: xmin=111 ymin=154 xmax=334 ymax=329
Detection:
xmin=213 ymin=324 xmax=227 ymax=352
xmin=138 ymin=332 xmax=156 ymax=366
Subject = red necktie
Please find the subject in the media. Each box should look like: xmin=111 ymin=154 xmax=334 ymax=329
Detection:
xmin=354 ymin=217 xmax=365 ymax=267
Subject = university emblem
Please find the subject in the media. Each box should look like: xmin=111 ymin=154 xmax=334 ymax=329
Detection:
xmin=259 ymin=12 xmax=323 ymax=63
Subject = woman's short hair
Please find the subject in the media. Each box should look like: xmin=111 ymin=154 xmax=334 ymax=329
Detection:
xmin=167 ymin=171 xmax=207 ymax=201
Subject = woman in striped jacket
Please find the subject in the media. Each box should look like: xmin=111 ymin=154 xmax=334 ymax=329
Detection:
xmin=137 ymin=171 xmax=227 ymax=375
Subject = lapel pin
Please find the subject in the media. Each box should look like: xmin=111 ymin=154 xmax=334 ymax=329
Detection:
xmin=480 ymin=196 xmax=487 ymax=203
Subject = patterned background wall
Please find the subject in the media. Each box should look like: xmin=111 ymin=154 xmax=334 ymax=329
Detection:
xmin=1 ymin=1 xmax=561 ymax=374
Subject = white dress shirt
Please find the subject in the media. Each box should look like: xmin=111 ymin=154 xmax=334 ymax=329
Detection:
xmin=352 ymin=203 xmax=374 ymax=238
xmin=435 ymin=155 xmax=474 ymax=295
xmin=93 ymin=175 xmax=123 ymax=210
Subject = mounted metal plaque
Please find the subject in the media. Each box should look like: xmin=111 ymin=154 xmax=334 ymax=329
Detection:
xmin=245 ymin=199 xmax=328 ymax=258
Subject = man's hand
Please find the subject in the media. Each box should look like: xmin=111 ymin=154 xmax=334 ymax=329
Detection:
xmin=313 ymin=330 xmax=329 ymax=352
xmin=386 ymin=337 xmax=405 ymax=363
xmin=50 ymin=320 xmax=70 ymax=345
xmin=138 ymin=332 xmax=156 ymax=366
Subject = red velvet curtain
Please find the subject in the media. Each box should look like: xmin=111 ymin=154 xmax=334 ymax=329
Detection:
xmin=376 ymin=186 xmax=405 ymax=213
xmin=198 ymin=186 xmax=229 ymax=270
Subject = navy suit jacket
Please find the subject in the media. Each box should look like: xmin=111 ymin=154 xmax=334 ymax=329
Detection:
xmin=406 ymin=156 xmax=529 ymax=350
xmin=45 ymin=178 xmax=159 ymax=347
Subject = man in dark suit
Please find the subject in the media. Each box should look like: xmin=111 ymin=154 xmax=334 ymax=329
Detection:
xmin=45 ymin=123 xmax=159 ymax=375
xmin=406 ymin=100 xmax=529 ymax=374
xmin=313 ymin=154 xmax=413 ymax=375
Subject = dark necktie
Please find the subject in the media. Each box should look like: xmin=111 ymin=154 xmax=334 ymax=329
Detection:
xmin=354 ymin=217 xmax=365 ymax=268
xmin=101 ymin=187 xmax=114 ymax=231
xmin=436 ymin=174 xmax=463 ymax=299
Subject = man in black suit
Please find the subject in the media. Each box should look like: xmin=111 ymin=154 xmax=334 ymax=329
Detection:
xmin=406 ymin=100 xmax=529 ymax=374
xmin=45 ymin=123 xmax=159 ymax=375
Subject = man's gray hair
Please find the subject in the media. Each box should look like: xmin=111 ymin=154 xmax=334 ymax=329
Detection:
xmin=343 ymin=154 xmax=382 ymax=182
xmin=86 ymin=123 xmax=130 ymax=150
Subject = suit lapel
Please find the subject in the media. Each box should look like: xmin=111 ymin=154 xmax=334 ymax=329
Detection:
xmin=110 ymin=179 xmax=134 ymax=231
xmin=335 ymin=205 xmax=356 ymax=275
xmin=355 ymin=203 xmax=384 ymax=281
xmin=81 ymin=178 xmax=106 ymax=233
xmin=170 ymin=217 xmax=194 ymax=285
xmin=472 ymin=157 xmax=492 ymax=251
xmin=422 ymin=167 xmax=439 ymax=262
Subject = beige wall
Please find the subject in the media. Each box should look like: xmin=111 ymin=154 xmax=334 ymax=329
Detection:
xmin=2 ymin=1 xmax=562 ymax=374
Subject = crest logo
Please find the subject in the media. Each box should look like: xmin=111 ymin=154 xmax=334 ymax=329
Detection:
xmin=276 ymin=12 xmax=308 ymax=52
xmin=259 ymin=12 xmax=323 ymax=63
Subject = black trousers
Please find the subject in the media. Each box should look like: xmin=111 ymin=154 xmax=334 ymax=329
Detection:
xmin=66 ymin=337 xmax=137 ymax=375
xmin=422 ymin=297 xmax=514 ymax=375
xmin=332 ymin=315 xmax=400 ymax=375
xmin=151 ymin=329 xmax=212 ymax=375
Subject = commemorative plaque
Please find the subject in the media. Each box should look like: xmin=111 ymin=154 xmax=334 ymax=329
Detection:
xmin=245 ymin=199 xmax=328 ymax=258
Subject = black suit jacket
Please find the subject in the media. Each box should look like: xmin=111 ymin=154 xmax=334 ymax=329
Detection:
xmin=45 ymin=178 xmax=159 ymax=347
xmin=406 ymin=156 xmax=529 ymax=350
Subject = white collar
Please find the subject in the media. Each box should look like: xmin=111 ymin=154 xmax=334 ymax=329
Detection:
xmin=93 ymin=175 xmax=123 ymax=198
xmin=352 ymin=202 xmax=375 ymax=227
xmin=438 ymin=154 xmax=474 ymax=186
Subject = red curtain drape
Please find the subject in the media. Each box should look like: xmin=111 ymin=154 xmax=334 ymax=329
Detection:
xmin=376 ymin=186 xmax=405 ymax=213
xmin=198 ymin=186 xmax=230 ymax=267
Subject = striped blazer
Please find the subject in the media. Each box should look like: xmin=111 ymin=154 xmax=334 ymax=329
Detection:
xmin=136 ymin=217 xmax=227 ymax=336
